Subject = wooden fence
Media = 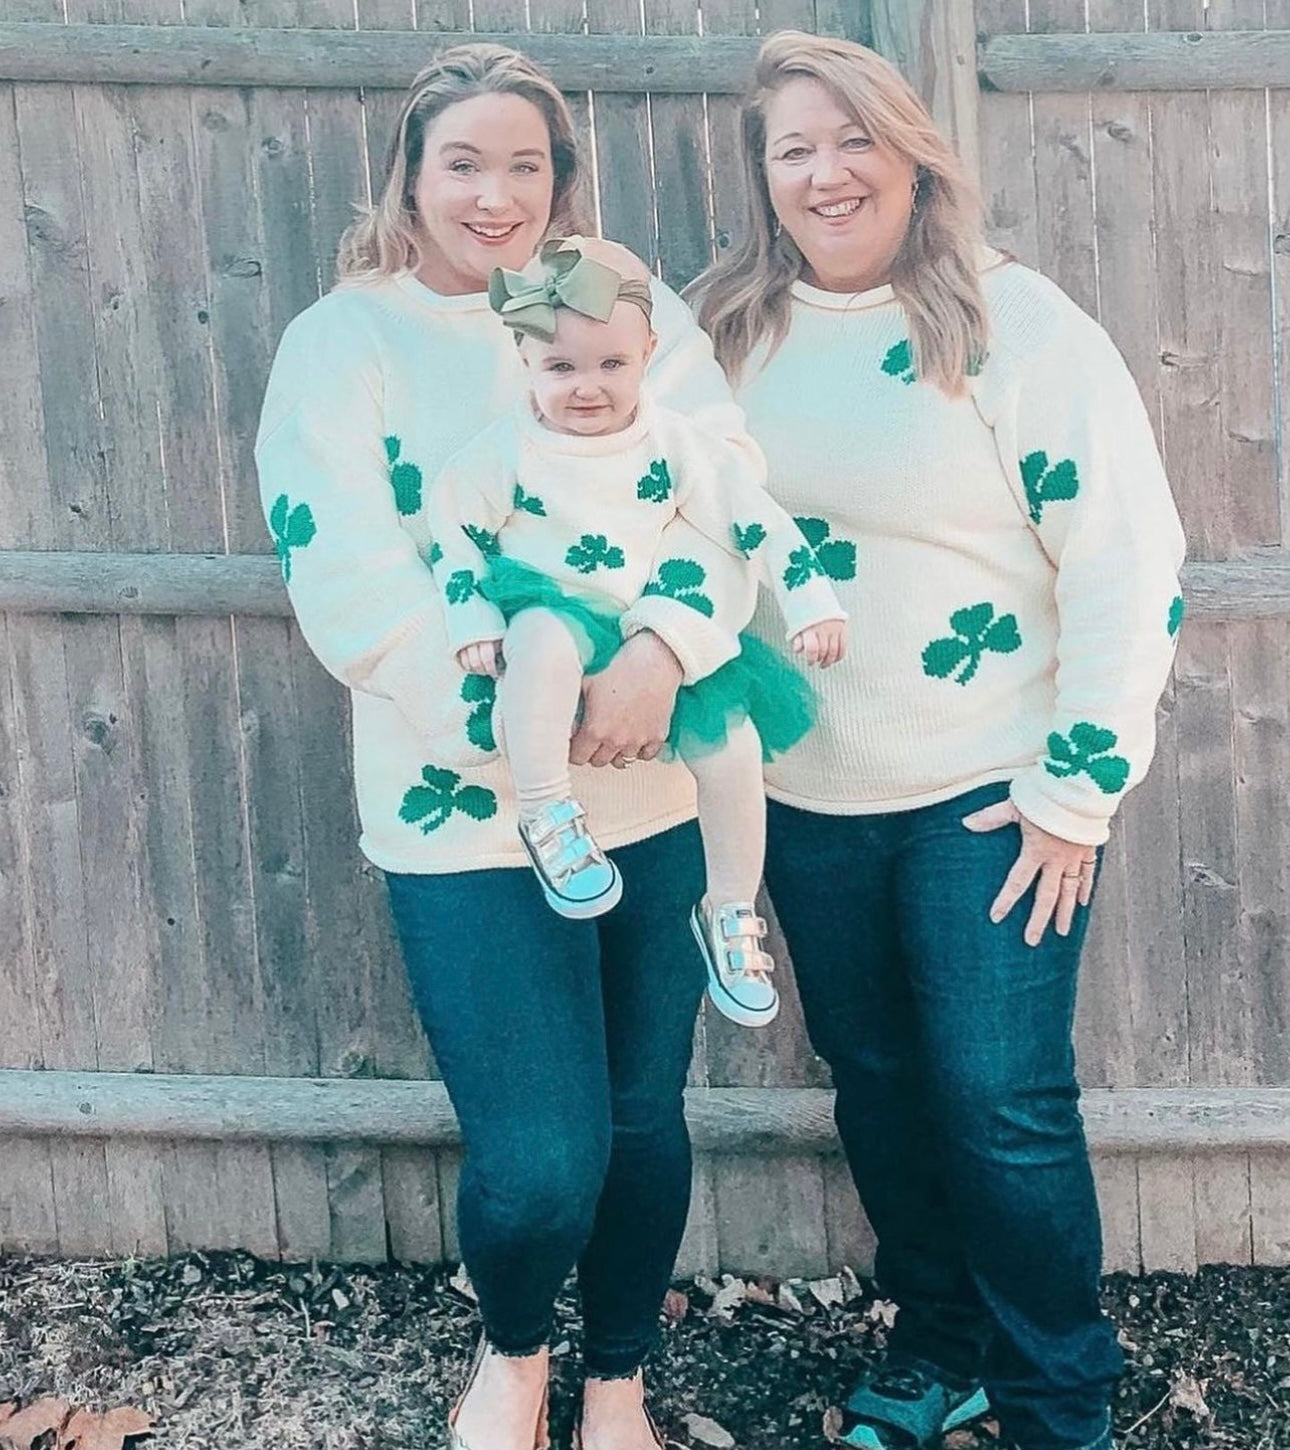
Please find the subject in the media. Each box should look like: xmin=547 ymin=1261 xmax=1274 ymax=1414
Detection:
xmin=2 ymin=0 xmax=1290 ymax=1278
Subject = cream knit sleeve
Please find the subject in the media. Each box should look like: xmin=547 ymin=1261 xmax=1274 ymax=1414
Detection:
xmin=992 ymin=306 xmax=1186 ymax=846
xmin=254 ymin=297 xmax=463 ymax=755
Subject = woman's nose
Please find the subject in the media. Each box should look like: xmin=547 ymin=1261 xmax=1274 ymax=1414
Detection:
xmin=810 ymin=146 xmax=850 ymax=186
xmin=475 ymin=172 xmax=511 ymax=211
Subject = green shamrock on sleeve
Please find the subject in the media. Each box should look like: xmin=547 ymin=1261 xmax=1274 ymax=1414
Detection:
xmin=922 ymin=603 xmax=1022 ymax=686
xmin=384 ymin=435 xmax=423 ymax=516
xmin=732 ymin=522 xmax=767 ymax=557
xmin=428 ymin=540 xmax=443 ymax=567
xmin=881 ymin=338 xmax=916 ymax=385
xmin=460 ymin=674 xmax=496 ymax=753
xmin=1020 ymin=451 xmax=1080 ymax=525
xmin=1043 ymin=722 xmax=1130 ymax=795
xmin=641 ymin=558 xmax=714 ymax=617
xmin=463 ymin=524 xmax=501 ymax=558
xmin=513 ymin=484 xmax=547 ymax=516
xmin=637 ymin=459 xmax=672 ymax=503
xmin=269 ymin=494 xmax=316 ymax=583
xmin=794 ymin=516 xmax=857 ymax=582
xmin=566 ymin=534 xmax=626 ymax=574
xmin=1168 ymin=594 xmax=1185 ymax=638
xmin=783 ymin=544 xmax=826 ymax=591
xmin=445 ymin=569 xmax=480 ymax=605
xmin=399 ymin=765 xmax=497 ymax=834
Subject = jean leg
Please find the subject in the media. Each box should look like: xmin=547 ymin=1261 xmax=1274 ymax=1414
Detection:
xmin=577 ymin=821 xmax=708 ymax=1378
xmin=895 ymin=786 xmax=1123 ymax=1450
xmin=764 ymin=800 xmax=990 ymax=1382
xmin=386 ymin=865 xmax=612 ymax=1355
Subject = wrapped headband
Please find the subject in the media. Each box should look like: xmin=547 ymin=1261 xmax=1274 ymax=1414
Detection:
xmin=488 ymin=238 xmax=654 ymax=343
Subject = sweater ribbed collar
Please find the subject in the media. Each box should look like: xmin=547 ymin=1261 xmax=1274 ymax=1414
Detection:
xmin=789 ymin=246 xmax=1007 ymax=313
xmin=393 ymin=272 xmax=495 ymax=316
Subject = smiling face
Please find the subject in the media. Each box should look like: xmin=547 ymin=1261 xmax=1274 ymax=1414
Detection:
xmin=763 ymin=75 xmax=916 ymax=295
xmin=520 ymin=300 xmax=656 ymax=437
xmin=411 ymin=92 xmax=555 ymax=294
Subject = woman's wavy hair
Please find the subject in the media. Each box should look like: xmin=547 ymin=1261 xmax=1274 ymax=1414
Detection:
xmin=688 ymin=31 xmax=989 ymax=395
xmin=336 ymin=43 xmax=584 ymax=286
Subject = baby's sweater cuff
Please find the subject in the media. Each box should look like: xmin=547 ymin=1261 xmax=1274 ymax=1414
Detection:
xmin=1008 ymin=768 xmax=1114 ymax=848
xmin=620 ymin=595 xmax=740 ymax=687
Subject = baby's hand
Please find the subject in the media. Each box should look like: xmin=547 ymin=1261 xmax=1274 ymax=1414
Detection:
xmin=792 ymin=619 xmax=847 ymax=669
xmin=457 ymin=640 xmax=503 ymax=678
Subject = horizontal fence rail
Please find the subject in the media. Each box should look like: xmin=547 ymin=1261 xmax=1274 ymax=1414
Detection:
xmin=0 ymin=552 xmax=1283 ymax=621
xmin=0 ymin=22 xmax=761 ymax=92
xmin=980 ymin=28 xmax=1290 ymax=92
xmin=3 ymin=1071 xmax=1290 ymax=1155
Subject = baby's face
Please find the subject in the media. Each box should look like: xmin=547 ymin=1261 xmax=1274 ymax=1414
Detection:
xmin=521 ymin=300 xmax=656 ymax=437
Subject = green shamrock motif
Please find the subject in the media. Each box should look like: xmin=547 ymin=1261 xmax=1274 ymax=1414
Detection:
xmin=460 ymin=674 xmax=496 ymax=753
xmin=922 ymin=602 xmax=1022 ymax=686
xmin=1168 ymin=594 xmax=1185 ymax=638
xmin=1044 ymin=722 xmax=1130 ymax=795
xmin=398 ymin=764 xmax=497 ymax=835
xmin=641 ymin=558 xmax=714 ymax=617
xmin=1020 ymin=450 xmax=1080 ymax=525
xmin=463 ymin=523 xmax=501 ymax=558
xmin=637 ymin=458 xmax=672 ymax=503
xmin=428 ymin=540 xmax=443 ymax=567
xmin=783 ymin=545 xmax=826 ymax=591
xmin=732 ymin=521 xmax=767 ymax=557
xmin=881 ymin=338 xmax=916 ymax=385
xmin=384 ymin=435 xmax=423 ymax=516
xmin=514 ymin=484 xmax=547 ymax=516
xmin=445 ymin=569 xmax=479 ymax=605
xmin=566 ymin=533 xmax=626 ymax=574
xmin=269 ymin=494 xmax=316 ymax=583
xmin=794 ymin=516 xmax=857 ymax=581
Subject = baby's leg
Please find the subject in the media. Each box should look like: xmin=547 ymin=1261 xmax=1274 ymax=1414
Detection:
xmin=687 ymin=718 xmax=766 ymax=905
xmin=499 ymin=607 xmax=584 ymax=816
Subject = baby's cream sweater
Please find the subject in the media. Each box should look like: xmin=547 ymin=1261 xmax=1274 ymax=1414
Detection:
xmin=738 ymin=253 xmax=1186 ymax=846
xmin=255 ymin=274 xmax=760 ymax=873
xmin=426 ymin=396 xmax=845 ymax=659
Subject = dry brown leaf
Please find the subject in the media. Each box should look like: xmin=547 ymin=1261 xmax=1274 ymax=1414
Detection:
xmin=662 ymin=1288 xmax=689 ymax=1324
xmin=742 ymin=1280 xmax=777 ymax=1309
xmin=807 ymin=1276 xmax=845 ymax=1309
xmin=59 ymin=1407 xmax=153 ymax=1450
xmin=680 ymin=1412 xmax=735 ymax=1448
xmin=867 ymin=1298 xmax=898 ymax=1329
xmin=1168 ymin=1372 xmax=1212 ymax=1420
xmin=0 ymin=1399 xmax=71 ymax=1450
xmin=821 ymin=1405 xmax=844 ymax=1443
xmin=776 ymin=1282 xmax=805 ymax=1315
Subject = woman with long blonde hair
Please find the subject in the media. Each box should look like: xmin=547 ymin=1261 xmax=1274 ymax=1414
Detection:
xmin=691 ymin=31 xmax=1184 ymax=1450
xmin=257 ymin=41 xmax=762 ymax=1450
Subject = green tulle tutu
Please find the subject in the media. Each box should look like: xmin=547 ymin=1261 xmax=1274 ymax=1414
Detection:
xmin=480 ymin=556 xmax=817 ymax=762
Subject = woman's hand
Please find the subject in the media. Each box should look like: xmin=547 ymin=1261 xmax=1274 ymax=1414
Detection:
xmin=962 ymin=797 xmax=1097 ymax=947
xmin=570 ymin=631 xmax=684 ymax=769
xmin=456 ymin=639 xmax=503 ymax=678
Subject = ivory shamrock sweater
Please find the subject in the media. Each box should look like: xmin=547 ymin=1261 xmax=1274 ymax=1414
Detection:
xmin=426 ymin=396 xmax=845 ymax=654
xmin=738 ymin=252 xmax=1186 ymax=846
xmin=255 ymin=272 xmax=760 ymax=874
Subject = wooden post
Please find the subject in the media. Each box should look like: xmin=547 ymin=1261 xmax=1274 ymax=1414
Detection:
xmin=869 ymin=0 xmax=981 ymax=185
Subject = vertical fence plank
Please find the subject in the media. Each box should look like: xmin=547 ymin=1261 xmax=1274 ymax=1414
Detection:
xmin=713 ymin=1153 xmax=829 ymax=1278
xmin=975 ymin=0 xmax=1039 ymax=265
xmin=702 ymin=0 xmax=759 ymax=273
xmin=1092 ymin=1156 xmax=1141 ymax=1276
xmin=587 ymin=0 xmax=656 ymax=265
xmin=1273 ymin=0 xmax=1290 ymax=550
xmin=645 ymin=2 xmax=711 ymax=290
xmin=1194 ymin=1152 xmax=1253 ymax=1266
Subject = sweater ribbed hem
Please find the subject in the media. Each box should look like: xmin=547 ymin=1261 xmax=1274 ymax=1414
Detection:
xmin=765 ymin=766 xmax=1020 ymax=818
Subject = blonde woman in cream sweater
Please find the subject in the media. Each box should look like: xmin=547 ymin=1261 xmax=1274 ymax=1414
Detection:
xmin=690 ymin=32 xmax=1184 ymax=1450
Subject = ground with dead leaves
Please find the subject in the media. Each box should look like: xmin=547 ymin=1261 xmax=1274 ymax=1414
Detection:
xmin=1 ymin=1254 xmax=1287 ymax=1448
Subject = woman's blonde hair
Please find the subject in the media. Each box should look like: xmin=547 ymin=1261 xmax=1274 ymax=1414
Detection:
xmin=336 ymin=43 xmax=584 ymax=286
xmin=688 ymin=31 xmax=989 ymax=395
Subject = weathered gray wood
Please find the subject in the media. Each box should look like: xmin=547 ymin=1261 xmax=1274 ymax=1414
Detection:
xmin=647 ymin=2 xmax=712 ymax=291
xmin=2 ymin=553 xmax=1282 ymax=620
xmin=713 ymin=1153 xmax=830 ymax=1277
xmin=1091 ymin=1155 xmax=1141 ymax=1275
xmin=1193 ymin=1150 xmax=1253 ymax=1265
xmin=1137 ymin=1152 xmax=1198 ymax=1273
xmin=587 ymin=1 xmax=656 ymax=267
xmin=10 ymin=1072 xmax=1290 ymax=1152
xmin=1250 ymin=1150 xmax=1290 ymax=1264
xmin=1272 ymin=1 xmax=1290 ymax=545
xmin=0 ymin=21 xmax=764 ymax=91
xmin=974 ymin=0 xmax=1038 ymax=266
xmin=981 ymin=27 xmax=1290 ymax=93
xmin=870 ymin=0 xmax=979 ymax=183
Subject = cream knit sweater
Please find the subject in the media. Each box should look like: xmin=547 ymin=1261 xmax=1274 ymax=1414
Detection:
xmin=738 ymin=253 xmax=1186 ymax=846
xmin=255 ymin=274 xmax=759 ymax=874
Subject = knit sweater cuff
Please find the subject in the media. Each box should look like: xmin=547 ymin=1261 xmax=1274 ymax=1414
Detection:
xmin=620 ymin=595 xmax=740 ymax=687
xmin=1009 ymin=767 xmax=1114 ymax=848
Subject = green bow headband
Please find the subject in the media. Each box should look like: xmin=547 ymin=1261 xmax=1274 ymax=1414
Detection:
xmin=489 ymin=239 xmax=653 ymax=343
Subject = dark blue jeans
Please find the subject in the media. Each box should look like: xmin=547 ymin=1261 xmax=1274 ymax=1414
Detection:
xmin=385 ymin=820 xmax=706 ymax=1378
xmin=764 ymin=782 xmax=1122 ymax=1450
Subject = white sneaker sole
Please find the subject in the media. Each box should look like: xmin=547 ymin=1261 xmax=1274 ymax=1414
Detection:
xmin=520 ymin=830 xmax=623 ymax=920
xmin=690 ymin=907 xmax=780 ymax=1028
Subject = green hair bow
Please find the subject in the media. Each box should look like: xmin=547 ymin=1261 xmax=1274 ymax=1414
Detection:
xmin=489 ymin=239 xmax=647 ymax=343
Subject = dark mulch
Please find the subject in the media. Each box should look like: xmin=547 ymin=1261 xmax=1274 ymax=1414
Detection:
xmin=1 ymin=1252 xmax=1288 ymax=1448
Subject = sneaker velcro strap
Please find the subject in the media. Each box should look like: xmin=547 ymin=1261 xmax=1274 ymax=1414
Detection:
xmin=528 ymin=799 xmax=585 ymax=846
xmin=725 ymin=948 xmax=773 ymax=974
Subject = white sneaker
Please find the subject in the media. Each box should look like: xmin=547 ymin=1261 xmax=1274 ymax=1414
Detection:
xmin=691 ymin=899 xmax=780 ymax=1028
xmin=518 ymin=798 xmax=622 ymax=920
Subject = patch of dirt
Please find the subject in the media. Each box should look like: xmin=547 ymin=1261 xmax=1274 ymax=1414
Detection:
xmin=1 ymin=1254 xmax=1287 ymax=1448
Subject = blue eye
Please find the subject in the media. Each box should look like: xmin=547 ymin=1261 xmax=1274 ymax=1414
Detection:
xmin=603 ymin=359 xmax=623 ymax=371
xmin=843 ymin=135 xmax=873 ymax=150
xmin=449 ymin=160 xmax=477 ymax=174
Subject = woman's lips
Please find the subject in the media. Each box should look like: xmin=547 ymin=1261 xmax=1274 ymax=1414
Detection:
xmin=463 ymin=221 xmax=524 ymax=244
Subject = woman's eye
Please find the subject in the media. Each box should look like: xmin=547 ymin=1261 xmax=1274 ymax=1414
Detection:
xmin=449 ymin=160 xmax=477 ymax=174
xmin=514 ymin=162 xmax=540 ymax=175
xmin=843 ymin=135 xmax=873 ymax=150
xmin=779 ymin=147 xmax=810 ymax=162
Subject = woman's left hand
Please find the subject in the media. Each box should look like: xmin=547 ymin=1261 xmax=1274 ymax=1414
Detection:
xmin=962 ymin=797 xmax=1098 ymax=947
xmin=569 ymin=631 xmax=684 ymax=769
